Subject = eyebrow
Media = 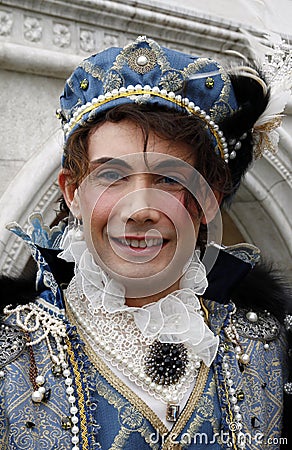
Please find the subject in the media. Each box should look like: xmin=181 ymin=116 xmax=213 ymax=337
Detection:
xmin=89 ymin=157 xmax=133 ymax=169
xmin=150 ymin=158 xmax=193 ymax=171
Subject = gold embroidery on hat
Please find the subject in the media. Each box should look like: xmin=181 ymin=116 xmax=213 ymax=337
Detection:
xmin=211 ymin=102 xmax=234 ymax=124
xmin=128 ymin=48 xmax=157 ymax=74
xmin=67 ymin=75 xmax=75 ymax=92
xmin=103 ymin=71 xmax=123 ymax=92
xmin=112 ymin=36 xmax=171 ymax=74
xmin=183 ymin=58 xmax=214 ymax=77
xmin=159 ymin=70 xmax=184 ymax=92
xmin=212 ymin=66 xmax=232 ymax=121
xmin=79 ymin=60 xmax=105 ymax=80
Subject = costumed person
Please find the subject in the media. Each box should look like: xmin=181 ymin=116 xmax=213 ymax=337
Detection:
xmin=1 ymin=35 xmax=292 ymax=450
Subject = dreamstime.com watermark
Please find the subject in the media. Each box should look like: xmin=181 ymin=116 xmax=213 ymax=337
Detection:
xmin=149 ymin=425 xmax=288 ymax=446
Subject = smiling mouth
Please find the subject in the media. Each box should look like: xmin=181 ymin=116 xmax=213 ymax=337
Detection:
xmin=112 ymin=237 xmax=165 ymax=249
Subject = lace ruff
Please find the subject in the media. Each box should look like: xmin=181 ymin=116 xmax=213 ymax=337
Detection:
xmin=65 ymin=277 xmax=203 ymax=405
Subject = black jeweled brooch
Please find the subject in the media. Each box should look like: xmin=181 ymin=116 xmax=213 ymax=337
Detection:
xmin=144 ymin=341 xmax=188 ymax=385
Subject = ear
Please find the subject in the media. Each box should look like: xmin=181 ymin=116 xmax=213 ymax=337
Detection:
xmin=58 ymin=169 xmax=82 ymax=219
xmin=200 ymin=190 xmax=223 ymax=225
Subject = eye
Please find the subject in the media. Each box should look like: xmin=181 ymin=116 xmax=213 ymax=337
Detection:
xmin=154 ymin=173 xmax=186 ymax=193
xmin=156 ymin=175 xmax=184 ymax=186
xmin=99 ymin=170 xmax=124 ymax=181
xmin=160 ymin=176 xmax=180 ymax=184
xmin=90 ymin=169 xmax=127 ymax=185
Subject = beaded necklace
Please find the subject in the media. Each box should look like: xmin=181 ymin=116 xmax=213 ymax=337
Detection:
xmin=65 ymin=277 xmax=205 ymax=422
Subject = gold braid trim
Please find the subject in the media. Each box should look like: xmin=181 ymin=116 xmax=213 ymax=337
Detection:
xmin=66 ymin=299 xmax=211 ymax=447
xmin=162 ymin=364 xmax=210 ymax=450
xmin=200 ymin=297 xmax=209 ymax=321
xmin=66 ymin=338 xmax=90 ymax=450
xmin=64 ymin=301 xmax=168 ymax=435
xmin=82 ymin=333 xmax=168 ymax=435
xmin=82 ymin=328 xmax=210 ymax=448
xmin=221 ymin=372 xmax=239 ymax=450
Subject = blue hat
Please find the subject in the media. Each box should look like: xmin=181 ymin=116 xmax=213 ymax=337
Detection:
xmin=58 ymin=35 xmax=239 ymax=163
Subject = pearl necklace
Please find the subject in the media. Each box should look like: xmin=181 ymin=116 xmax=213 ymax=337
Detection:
xmin=65 ymin=277 xmax=203 ymax=421
xmin=3 ymin=302 xmax=81 ymax=450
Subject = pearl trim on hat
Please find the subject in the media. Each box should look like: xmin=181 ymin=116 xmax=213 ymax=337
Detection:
xmin=63 ymin=85 xmax=231 ymax=163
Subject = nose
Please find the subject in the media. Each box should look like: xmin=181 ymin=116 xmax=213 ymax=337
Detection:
xmin=120 ymin=188 xmax=161 ymax=224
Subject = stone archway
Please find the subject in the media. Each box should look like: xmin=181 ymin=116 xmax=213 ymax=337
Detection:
xmin=227 ymin=126 xmax=292 ymax=271
xmin=0 ymin=131 xmax=63 ymax=277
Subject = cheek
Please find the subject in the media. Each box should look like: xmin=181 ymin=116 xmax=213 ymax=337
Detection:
xmin=80 ymin=189 xmax=124 ymax=236
xmin=165 ymin=192 xmax=199 ymax=236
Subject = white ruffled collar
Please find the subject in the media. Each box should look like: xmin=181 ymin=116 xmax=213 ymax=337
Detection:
xmin=58 ymin=227 xmax=219 ymax=367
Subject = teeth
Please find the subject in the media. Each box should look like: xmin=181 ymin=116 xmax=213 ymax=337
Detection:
xmin=147 ymin=239 xmax=163 ymax=247
xmin=116 ymin=238 xmax=163 ymax=248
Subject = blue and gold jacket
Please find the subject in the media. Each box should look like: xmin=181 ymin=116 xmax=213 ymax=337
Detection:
xmin=0 ymin=214 xmax=291 ymax=450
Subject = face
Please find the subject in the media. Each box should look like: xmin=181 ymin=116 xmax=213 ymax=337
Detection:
xmin=61 ymin=119 xmax=216 ymax=303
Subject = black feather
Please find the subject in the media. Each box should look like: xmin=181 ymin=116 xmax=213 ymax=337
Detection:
xmin=223 ymin=72 xmax=270 ymax=138
xmin=0 ymin=276 xmax=37 ymax=313
xmin=219 ymin=70 xmax=270 ymax=203
xmin=230 ymin=261 xmax=292 ymax=323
